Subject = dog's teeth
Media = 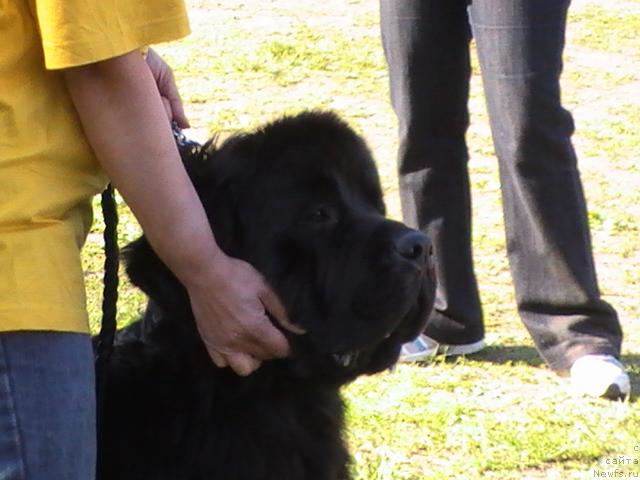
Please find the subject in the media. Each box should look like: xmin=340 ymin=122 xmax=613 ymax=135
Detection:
xmin=334 ymin=352 xmax=353 ymax=367
xmin=340 ymin=353 xmax=353 ymax=367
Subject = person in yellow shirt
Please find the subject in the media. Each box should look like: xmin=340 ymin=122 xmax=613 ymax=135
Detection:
xmin=0 ymin=2 xmax=296 ymax=477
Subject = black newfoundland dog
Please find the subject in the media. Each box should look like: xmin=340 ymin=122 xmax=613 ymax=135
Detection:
xmin=97 ymin=111 xmax=436 ymax=480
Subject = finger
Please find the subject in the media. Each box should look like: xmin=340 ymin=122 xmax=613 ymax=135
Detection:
xmin=161 ymin=97 xmax=173 ymax=123
xmin=198 ymin=336 xmax=228 ymax=368
xmin=209 ymin=350 xmax=228 ymax=369
xmin=169 ymin=96 xmax=190 ymax=129
xmin=249 ymin=316 xmax=291 ymax=360
xmin=226 ymin=353 xmax=261 ymax=377
xmin=160 ymin=70 xmax=190 ymax=129
xmin=259 ymin=286 xmax=306 ymax=335
xmin=193 ymin=319 xmax=228 ymax=368
xmin=148 ymin=50 xmax=190 ymax=129
xmin=225 ymin=313 xmax=289 ymax=361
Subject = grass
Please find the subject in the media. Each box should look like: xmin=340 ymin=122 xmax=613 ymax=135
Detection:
xmin=570 ymin=4 xmax=640 ymax=57
xmin=82 ymin=0 xmax=640 ymax=478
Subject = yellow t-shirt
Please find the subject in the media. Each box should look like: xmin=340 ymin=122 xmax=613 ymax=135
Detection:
xmin=0 ymin=0 xmax=190 ymax=333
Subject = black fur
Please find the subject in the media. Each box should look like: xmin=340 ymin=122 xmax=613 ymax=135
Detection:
xmin=96 ymin=111 xmax=436 ymax=480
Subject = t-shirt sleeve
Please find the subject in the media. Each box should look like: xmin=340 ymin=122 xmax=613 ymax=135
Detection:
xmin=32 ymin=0 xmax=191 ymax=69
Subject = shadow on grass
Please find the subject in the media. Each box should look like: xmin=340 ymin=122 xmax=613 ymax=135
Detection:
xmin=622 ymin=353 xmax=640 ymax=403
xmin=438 ymin=345 xmax=640 ymax=402
xmin=469 ymin=345 xmax=544 ymax=368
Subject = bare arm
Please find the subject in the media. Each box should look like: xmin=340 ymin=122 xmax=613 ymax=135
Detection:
xmin=63 ymin=50 xmax=295 ymax=375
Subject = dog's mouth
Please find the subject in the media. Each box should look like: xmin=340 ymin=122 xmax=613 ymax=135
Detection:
xmin=330 ymin=331 xmax=397 ymax=371
xmin=326 ymin=261 xmax=436 ymax=373
xmin=285 ymin=265 xmax=435 ymax=378
xmin=332 ymin=350 xmax=360 ymax=368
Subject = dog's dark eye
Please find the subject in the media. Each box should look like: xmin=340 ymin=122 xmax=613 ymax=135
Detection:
xmin=305 ymin=205 xmax=337 ymax=224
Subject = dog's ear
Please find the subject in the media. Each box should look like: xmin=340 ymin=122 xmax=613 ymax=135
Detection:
xmin=196 ymin=133 xmax=261 ymax=258
xmin=122 ymin=237 xmax=189 ymax=313
xmin=177 ymin=138 xmax=218 ymax=191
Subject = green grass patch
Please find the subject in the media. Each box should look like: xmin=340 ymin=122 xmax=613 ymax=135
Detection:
xmin=233 ymin=25 xmax=384 ymax=86
xmin=570 ymin=5 xmax=640 ymax=57
xmin=345 ymin=361 xmax=640 ymax=479
xmin=581 ymin=103 xmax=640 ymax=163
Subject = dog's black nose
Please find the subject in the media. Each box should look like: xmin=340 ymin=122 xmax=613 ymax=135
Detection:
xmin=393 ymin=231 xmax=433 ymax=265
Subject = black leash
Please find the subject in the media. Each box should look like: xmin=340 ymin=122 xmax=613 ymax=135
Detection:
xmin=95 ymin=183 xmax=119 ymax=480
xmin=95 ymin=183 xmax=119 ymax=386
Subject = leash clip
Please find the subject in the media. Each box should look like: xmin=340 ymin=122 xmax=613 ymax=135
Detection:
xmin=171 ymin=121 xmax=201 ymax=150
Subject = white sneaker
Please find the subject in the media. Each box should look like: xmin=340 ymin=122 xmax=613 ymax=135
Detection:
xmin=570 ymin=355 xmax=630 ymax=400
xmin=399 ymin=334 xmax=486 ymax=362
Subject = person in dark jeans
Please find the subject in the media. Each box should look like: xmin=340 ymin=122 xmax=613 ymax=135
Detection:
xmin=380 ymin=0 xmax=629 ymax=399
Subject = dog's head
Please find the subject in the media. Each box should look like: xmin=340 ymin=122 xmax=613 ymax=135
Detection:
xmin=125 ymin=111 xmax=435 ymax=381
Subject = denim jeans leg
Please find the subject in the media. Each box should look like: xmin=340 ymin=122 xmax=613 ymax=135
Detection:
xmin=380 ymin=0 xmax=484 ymax=344
xmin=0 ymin=332 xmax=96 ymax=480
xmin=468 ymin=0 xmax=623 ymax=371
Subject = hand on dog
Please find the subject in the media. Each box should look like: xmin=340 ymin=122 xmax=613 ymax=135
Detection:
xmin=187 ymin=254 xmax=305 ymax=376
xmin=145 ymin=48 xmax=190 ymax=129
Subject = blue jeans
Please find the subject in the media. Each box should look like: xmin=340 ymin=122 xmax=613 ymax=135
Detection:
xmin=0 ymin=332 xmax=96 ymax=480
xmin=380 ymin=0 xmax=623 ymax=371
